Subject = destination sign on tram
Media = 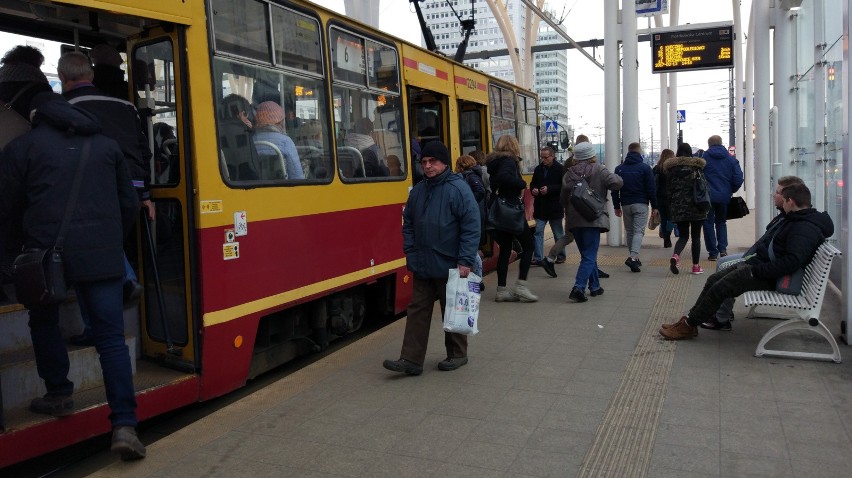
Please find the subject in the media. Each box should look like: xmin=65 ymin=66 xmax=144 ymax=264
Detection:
xmin=652 ymin=24 xmax=734 ymax=73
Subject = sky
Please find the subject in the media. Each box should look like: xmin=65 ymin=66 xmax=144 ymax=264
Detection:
xmin=315 ymin=0 xmax=754 ymax=153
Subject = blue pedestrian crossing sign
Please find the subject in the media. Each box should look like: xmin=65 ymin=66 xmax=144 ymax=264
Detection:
xmin=676 ymin=110 xmax=686 ymax=123
xmin=544 ymin=120 xmax=558 ymax=134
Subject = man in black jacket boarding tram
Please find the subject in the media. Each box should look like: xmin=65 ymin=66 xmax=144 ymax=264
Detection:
xmin=660 ymin=183 xmax=834 ymax=340
xmin=383 ymin=141 xmax=480 ymax=376
xmin=0 ymin=92 xmax=146 ymax=460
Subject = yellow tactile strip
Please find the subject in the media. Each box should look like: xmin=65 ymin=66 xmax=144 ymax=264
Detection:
xmin=576 ymin=271 xmax=692 ymax=477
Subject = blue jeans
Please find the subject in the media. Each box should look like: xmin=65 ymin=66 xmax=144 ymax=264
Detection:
xmin=31 ymin=277 xmax=138 ymax=427
xmin=534 ymin=218 xmax=565 ymax=261
xmin=703 ymin=201 xmax=729 ymax=257
xmin=571 ymin=227 xmax=601 ymax=292
xmin=78 ymin=255 xmax=137 ymax=337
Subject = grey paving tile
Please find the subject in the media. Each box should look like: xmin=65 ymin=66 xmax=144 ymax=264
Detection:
xmin=512 ymin=374 xmax=573 ymax=394
xmin=485 ymin=401 xmax=548 ymax=427
xmin=500 ymin=388 xmax=560 ymax=410
xmin=658 ymin=404 xmax=720 ymax=431
xmin=791 ymin=458 xmax=852 ymax=478
xmin=411 ymin=413 xmax=481 ymax=438
xmin=776 ymin=400 xmax=843 ymax=424
xmin=720 ymin=452 xmax=794 ymax=477
xmin=446 ymin=440 xmax=520 ymax=471
xmin=646 ymin=465 xmax=717 ymax=478
xmin=720 ymin=430 xmax=789 ymax=459
xmin=780 ymin=416 xmax=852 ymax=443
xmin=148 ymin=451 xmax=288 ymax=478
xmin=370 ymin=408 xmax=429 ymax=432
xmin=466 ymin=420 xmax=536 ymax=447
xmin=301 ymin=445 xmax=383 ymax=477
xmin=508 ymin=447 xmax=583 ymax=478
xmin=540 ymin=407 xmax=604 ymax=434
xmin=653 ymin=422 xmax=720 ymax=451
xmin=432 ymin=462 xmax=500 ymax=478
xmin=649 ymin=442 xmax=720 ymax=475
xmin=786 ymin=438 xmax=852 ymax=466
xmin=364 ymin=453 xmax=443 ymax=478
xmin=234 ymin=412 xmax=309 ymax=437
xmin=523 ymin=426 xmax=594 ymax=454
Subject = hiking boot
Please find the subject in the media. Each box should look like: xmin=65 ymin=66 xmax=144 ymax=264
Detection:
xmin=541 ymin=258 xmax=557 ymax=278
xmin=670 ymin=254 xmax=680 ymax=275
xmin=708 ymin=255 xmax=718 ymax=261
xmin=589 ymin=287 xmax=604 ymax=297
xmin=438 ymin=357 xmax=468 ymax=371
xmin=597 ymin=269 xmax=610 ymax=279
xmin=382 ymin=358 xmax=423 ymax=376
xmin=30 ymin=395 xmax=74 ymax=417
xmin=720 ymin=251 xmax=728 ymax=257
xmin=111 ymin=426 xmax=147 ymax=461
xmin=659 ymin=316 xmax=698 ymax=340
xmin=625 ymin=257 xmax=641 ymax=272
xmin=513 ymin=280 xmax=538 ymax=302
xmin=663 ymin=237 xmax=672 ymax=248
xmin=495 ymin=286 xmax=519 ymax=302
xmin=700 ymin=319 xmax=732 ymax=331
xmin=569 ymin=287 xmax=588 ymax=303
xmin=692 ymin=265 xmax=705 ymax=275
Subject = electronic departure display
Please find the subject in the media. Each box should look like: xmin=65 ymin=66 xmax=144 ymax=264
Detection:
xmin=652 ymin=24 xmax=734 ymax=73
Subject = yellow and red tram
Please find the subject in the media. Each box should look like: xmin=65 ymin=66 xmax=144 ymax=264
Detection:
xmin=0 ymin=0 xmax=539 ymax=466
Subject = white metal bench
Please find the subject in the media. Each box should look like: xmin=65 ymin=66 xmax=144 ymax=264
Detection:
xmin=741 ymin=242 xmax=842 ymax=363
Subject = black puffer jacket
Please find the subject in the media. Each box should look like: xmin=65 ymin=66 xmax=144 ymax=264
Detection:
xmin=746 ymin=208 xmax=834 ymax=280
xmin=0 ymin=95 xmax=138 ymax=282
xmin=664 ymin=156 xmax=708 ymax=222
xmin=486 ymin=151 xmax=526 ymax=205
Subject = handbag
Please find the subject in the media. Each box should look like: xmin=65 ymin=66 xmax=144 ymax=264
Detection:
xmin=693 ymin=170 xmax=711 ymax=212
xmin=0 ymin=84 xmax=36 ymax=152
xmin=486 ymin=195 xmax=525 ymax=235
xmin=443 ymin=268 xmax=481 ymax=336
xmin=570 ymin=176 xmax=605 ymax=221
xmin=648 ymin=209 xmax=661 ymax=230
xmin=13 ymin=139 xmax=90 ymax=307
xmin=726 ymin=196 xmax=749 ymax=220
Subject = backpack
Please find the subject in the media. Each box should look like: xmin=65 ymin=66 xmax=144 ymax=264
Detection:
xmin=0 ymin=85 xmax=35 ymax=151
xmin=693 ymin=169 xmax=711 ymax=212
xmin=570 ymin=175 xmax=605 ymax=221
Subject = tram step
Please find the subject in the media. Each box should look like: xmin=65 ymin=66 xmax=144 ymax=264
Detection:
xmin=0 ymin=335 xmax=137 ymax=410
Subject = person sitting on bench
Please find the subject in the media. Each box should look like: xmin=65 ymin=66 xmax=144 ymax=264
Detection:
xmin=659 ymin=183 xmax=834 ymax=340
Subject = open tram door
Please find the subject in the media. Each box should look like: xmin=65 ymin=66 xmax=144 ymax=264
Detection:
xmin=127 ymin=28 xmax=197 ymax=372
xmin=407 ymin=86 xmax=450 ymax=184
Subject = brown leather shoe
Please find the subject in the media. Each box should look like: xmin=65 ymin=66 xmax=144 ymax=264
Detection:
xmin=659 ymin=316 xmax=698 ymax=340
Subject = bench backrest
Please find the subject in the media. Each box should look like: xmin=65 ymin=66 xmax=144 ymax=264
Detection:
xmin=799 ymin=242 xmax=841 ymax=305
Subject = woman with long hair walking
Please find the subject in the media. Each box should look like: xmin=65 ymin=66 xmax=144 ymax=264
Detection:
xmin=665 ymin=143 xmax=708 ymax=275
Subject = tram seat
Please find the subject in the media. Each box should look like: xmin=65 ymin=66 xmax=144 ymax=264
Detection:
xmin=254 ymin=140 xmax=288 ymax=180
xmin=296 ymin=145 xmax=323 ymax=179
xmin=219 ymin=121 xmax=260 ymax=181
xmin=337 ymin=146 xmax=365 ymax=178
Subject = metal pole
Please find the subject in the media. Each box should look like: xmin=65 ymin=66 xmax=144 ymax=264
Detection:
xmin=754 ymin=0 xmax=772 ymax=234
xmin=605 ymin=0 xmax=621 ymax=246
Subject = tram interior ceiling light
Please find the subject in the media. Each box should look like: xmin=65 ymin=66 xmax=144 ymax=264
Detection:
xmin=780 ymin=0 xmax=803 ymax=11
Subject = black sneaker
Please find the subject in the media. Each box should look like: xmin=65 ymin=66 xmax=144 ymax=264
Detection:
xmin=597 ymin=269 xmax=610 ymax=279
xmin=590 ymin=287 xmax=604 ymax=297
xmin=625 ymin=258 xmax=641 ymax=272
xmin=382 ymin=358 xmax=423 ymax=376
xmin=30 ymin=395 xmax=74 ymax=417
xmin=541 ymin=259 xmax=557 ymax=278
xmin=569 ymin=287 xmax=588 ymax=303
xmin=699 ymin=320 xmax=732 ymax=331
xmin=437 ymin=357 xmax=468 ymax=371
xmin=111 ymin=426 xmax=147 ymax=460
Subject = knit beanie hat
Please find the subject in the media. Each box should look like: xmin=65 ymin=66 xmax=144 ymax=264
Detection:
xmin=254 ymin=101 xmax=285 ymax=127
xmin=421 ymin=141 xmax=450 ymax=165
xmin=573 ymin=141 xmax=596 ymax=161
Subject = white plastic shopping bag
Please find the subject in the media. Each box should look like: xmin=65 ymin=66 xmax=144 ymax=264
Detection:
xmin=443 ymin=268 xmax=481 ymax=336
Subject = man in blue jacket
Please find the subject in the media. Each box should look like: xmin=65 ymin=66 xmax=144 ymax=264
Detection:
xmin=613 ymin=142 xmax=657 ymax=272
xmin=383 ymin=141 xmax=480 ymax=376
xmin=702 ymin=135 xmax=744 ymax=260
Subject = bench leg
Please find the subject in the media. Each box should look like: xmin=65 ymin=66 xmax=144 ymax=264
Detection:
xmin=754 ymin=318 xmax=842 ymax=363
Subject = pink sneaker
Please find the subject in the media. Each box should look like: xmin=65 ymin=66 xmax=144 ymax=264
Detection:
xmin=692 ymin=265 xmax=704 ymax=275
xmin=669 ymin=254 xmax=680 ymax=275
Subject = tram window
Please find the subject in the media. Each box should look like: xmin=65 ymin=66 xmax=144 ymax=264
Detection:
xmin=133 ymin=40 xmax=179 ymax=186
xmin=413 ymin=104 xmax=443 ymax=147
xmin=330 ymin=27 xmax=404 ymax=182
xmin=489 ymin=84 xmax=515 ymax=147
xmin=213 ymin=58 xmax=333 ymax=184
xmin=460 ymin=110 xmax=482 ymax=154
xmin=271 ymin=5 xmax=322 ymax=74
xmin=210 ymin=0 xmax=270 ymax=63
xmin=516 ymin=94 xmax=539 ymax=174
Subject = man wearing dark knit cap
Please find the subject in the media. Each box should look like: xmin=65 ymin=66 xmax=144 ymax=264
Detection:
xmin=383 ymin=141 xmax=480 ymax=375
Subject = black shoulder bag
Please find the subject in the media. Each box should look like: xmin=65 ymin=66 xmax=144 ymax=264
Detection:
xmin=13 ymin=139 xmax=91 ymax=308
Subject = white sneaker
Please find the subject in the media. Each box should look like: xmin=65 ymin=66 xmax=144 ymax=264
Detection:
xmin=495 ymin=286 xmax=519 ymax=302
xmin=513 ymin=280 xmax=538 ymax=302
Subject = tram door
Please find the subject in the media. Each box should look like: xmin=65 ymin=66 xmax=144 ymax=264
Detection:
xmin=459 ymin=101 xmax=486 ymax=155
xmin=408 ymin=87 xmax=449 ymax=184
xmin=128 ymin=30 xmax=196 ymax=368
